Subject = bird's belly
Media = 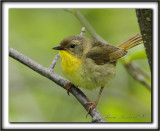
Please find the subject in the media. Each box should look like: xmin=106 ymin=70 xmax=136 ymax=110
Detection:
xmin=60 ymin=51 xmax=115 ymax=90
xmin=79 ymin=59 xmax=116 ymax=90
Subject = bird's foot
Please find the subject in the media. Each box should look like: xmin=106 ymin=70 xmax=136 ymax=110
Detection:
xmin=85 ymin=101 xmax=97 ymax=118
xmin=64 ymin=82 xmax=72 ymax=96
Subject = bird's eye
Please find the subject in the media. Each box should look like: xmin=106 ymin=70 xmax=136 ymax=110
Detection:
xmin=70 ymin=44 xmax=75 ymax=48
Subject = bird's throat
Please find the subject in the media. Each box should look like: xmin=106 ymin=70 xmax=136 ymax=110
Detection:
xmin=59 ymin=50 xmax=81 ymax=74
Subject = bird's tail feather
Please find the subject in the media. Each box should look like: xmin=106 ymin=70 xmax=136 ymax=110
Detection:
xmin=116 ymin=33 xmax=143 ymax=51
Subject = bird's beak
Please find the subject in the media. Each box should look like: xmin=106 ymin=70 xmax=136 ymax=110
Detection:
xmin=52 ymin=45 xmax=64 ymax=50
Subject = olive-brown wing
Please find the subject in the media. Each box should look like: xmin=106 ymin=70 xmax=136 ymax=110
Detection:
xmin=86 ymin=43 xmax=127 ymax=65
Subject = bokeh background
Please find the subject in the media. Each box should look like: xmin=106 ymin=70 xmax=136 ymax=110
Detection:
xmin=9 ymin=9 xmax=151 ymax=122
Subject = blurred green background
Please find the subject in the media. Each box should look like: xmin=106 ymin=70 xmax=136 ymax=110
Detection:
xmin=9 ymin=9 xmax=151 ymax=122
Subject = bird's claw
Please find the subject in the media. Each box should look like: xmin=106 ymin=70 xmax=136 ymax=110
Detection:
xmin=64 ymin=82 xmax=72 ymax=96
xmin=85 ymin=102 xmax=97 ymax=118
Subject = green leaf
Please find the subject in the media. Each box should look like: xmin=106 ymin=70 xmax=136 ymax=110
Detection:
xmin=125 ymin=50 xmax=147 ymax=64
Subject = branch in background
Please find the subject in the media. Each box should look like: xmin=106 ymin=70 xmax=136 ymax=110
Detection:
xmin=124 ymin=62 xmax=151 ymax=91
xmin=65 ymin=9 xmax=108 ymax=44
xmin=49 ymin=27 xmax=86 ymax=69
xmin=9 ymin=46 xmax=106 ymax=122
xmin=66 ymin=9 xmax=151 ymax=91
xmin=129 ymin=62 xmax=151 ymax=79
xmin=136 ymin=9 xmax=152 ymax=71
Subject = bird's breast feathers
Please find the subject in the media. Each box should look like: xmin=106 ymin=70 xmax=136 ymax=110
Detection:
xmin=60 ymin=50 xmax=81 ymax=74
xmin=59 ymin=50 xmax=115 ymax=90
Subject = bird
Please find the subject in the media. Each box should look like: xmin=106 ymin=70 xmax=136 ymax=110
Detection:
xmin=52 ymin=33 xmax=143 ymax=115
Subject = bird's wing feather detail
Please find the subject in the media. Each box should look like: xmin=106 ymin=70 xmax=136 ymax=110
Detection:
xmin=86 ymin=42 xmax=127 ymax=64
xmin=109 ymin=49 xmax=127 ymax=62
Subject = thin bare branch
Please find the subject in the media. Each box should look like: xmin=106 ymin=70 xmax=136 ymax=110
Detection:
xmin=124 ymin=62 xmax=151 ymax=91
xmin=80 ymin=27 xmax=85 ymax=36
xmin=9 ymin=46 xmax=106 ymax=122
xmin=129 ymin=62 xmax=151 ymax=79
xmin=49 ymin=53 xmax=60 ymax=69
xmin=66 ymin=9 xmax=107 ymax=44
xmin=67 ymin=9 xmax=151 ymax=91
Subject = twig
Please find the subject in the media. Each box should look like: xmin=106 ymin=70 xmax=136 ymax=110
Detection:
xmin=129 ymin=62 xmax=151 ymax=79
xmin=49 ymin=53 xmax=60 ymax=69
xmin=9 ymin=46 xmax=106 ymax=122
xmin=79 ymin=27 xmax=85 ymax=36
xmin=67 ymin=9 xmax=151 ymax=91
xmin=124 ymin=62 xmax=151 ymax=91
xmin=49 ymin=27 xmax=85 ymax=69
xmin=66 ymin=9 xmax=107 ymax=44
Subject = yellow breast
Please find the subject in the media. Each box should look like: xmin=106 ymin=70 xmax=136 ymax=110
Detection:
xmin=59 ymin=50 xmax=81 ymax=75
xmin=59 ymin=50 xmax=115 ymax=90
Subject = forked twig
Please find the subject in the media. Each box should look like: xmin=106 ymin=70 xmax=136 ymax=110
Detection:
xmin=49 ymin=53 xmax=60 ymax=69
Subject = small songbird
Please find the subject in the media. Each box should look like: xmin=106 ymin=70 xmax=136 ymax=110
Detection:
xmin=52 ymin=33 xmax=143 ymax=115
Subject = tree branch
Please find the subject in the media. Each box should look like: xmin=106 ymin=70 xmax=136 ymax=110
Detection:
xmin=66 ymin=9 xmax=107 ymax=44
xmin=66 ymin=9 xmax=151 ymax=90
xmin=49 ymin=53 xmax=60 ymax=69
xmin=124 ymin=62 xmax=151 ymax=91
xmin=9 ymin=46 xmax=106 ymax=122
xmin=136 ymin=9 xmax=152 ymax=71
xmin=79 ymin=27 xmax=85 ymax=36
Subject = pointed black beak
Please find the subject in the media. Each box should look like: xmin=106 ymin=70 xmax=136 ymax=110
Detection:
xmin=52 ymin=45 xmax=64 ymax=50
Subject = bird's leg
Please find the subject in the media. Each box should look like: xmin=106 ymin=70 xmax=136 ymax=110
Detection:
xmin=64 ymin=82 xmax=73 ymax=96
xmin=85 ymin=87 xmax=104 ymax=117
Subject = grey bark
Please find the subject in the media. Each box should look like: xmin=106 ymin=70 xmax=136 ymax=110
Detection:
xmin=136 ymin=9 xmax=152 ymax=71
xmin=9 ymin=46 xmax=106 ymax=122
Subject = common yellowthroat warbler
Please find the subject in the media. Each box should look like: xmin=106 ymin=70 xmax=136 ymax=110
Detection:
xmin=52 ymin=33 xmax=143 ymax=114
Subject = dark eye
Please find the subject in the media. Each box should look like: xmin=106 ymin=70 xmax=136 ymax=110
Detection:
xmin=70 ymin=44 xmax=75 ymax=48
